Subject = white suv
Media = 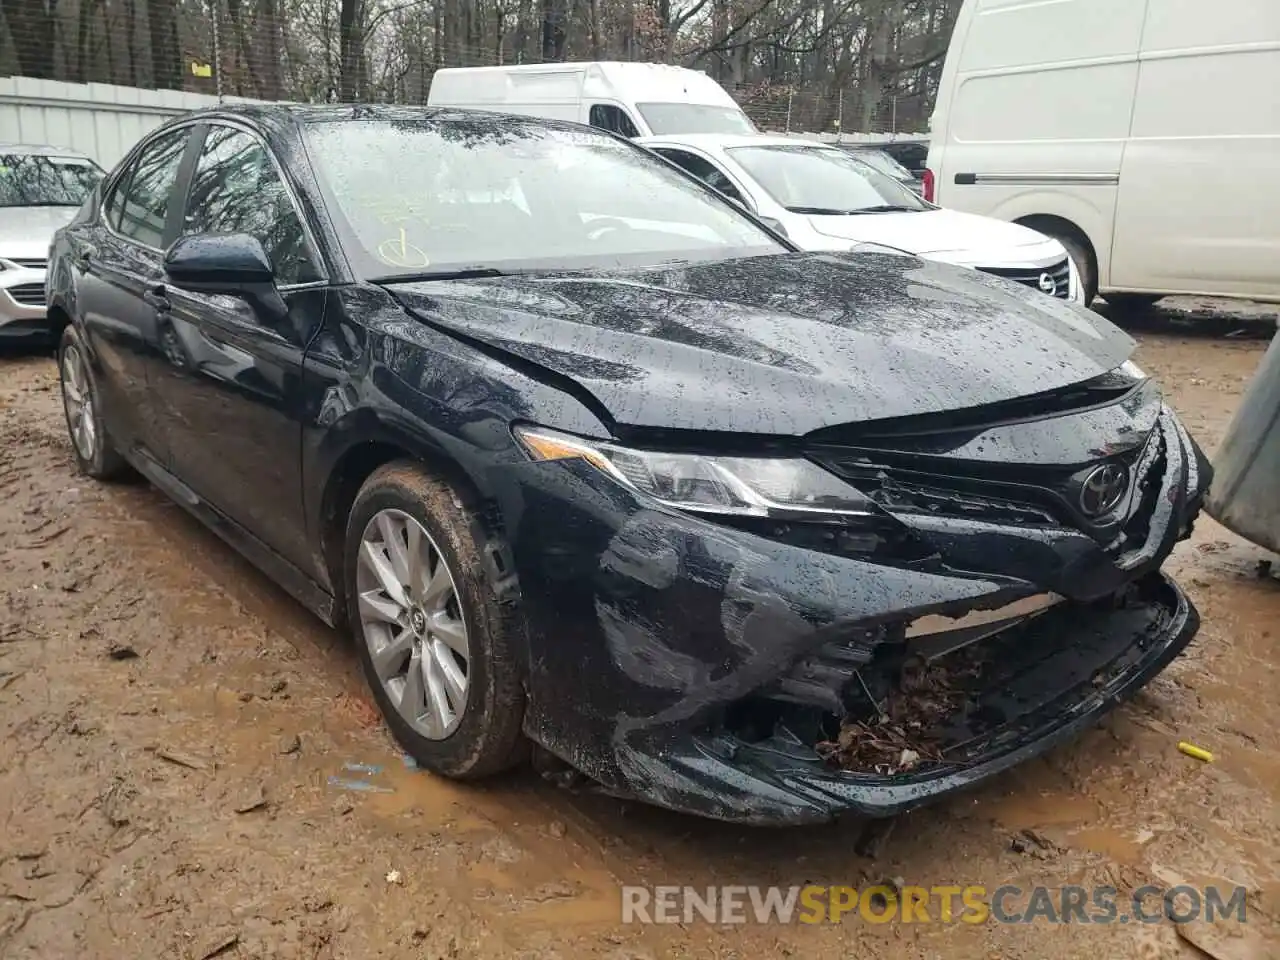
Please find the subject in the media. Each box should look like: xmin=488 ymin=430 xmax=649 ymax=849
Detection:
xmin=1 ymin=145 xmax=104 ymax=344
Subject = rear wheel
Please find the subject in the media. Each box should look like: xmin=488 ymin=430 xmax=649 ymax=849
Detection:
xmin=344 ymin=462 xmax=526 ymax=778
xmin=58 ymin=326 xmax=133 ymax=481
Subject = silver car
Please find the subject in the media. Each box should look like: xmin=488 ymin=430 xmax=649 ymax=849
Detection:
xmin=1 ymin=144 xmax=105 ymax=343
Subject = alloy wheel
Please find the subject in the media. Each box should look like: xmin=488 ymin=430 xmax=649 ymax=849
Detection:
xmin=61 ymin=343 xmax=97 ymax=462
xmin=356 ymin=508 xmax=470 ymax=740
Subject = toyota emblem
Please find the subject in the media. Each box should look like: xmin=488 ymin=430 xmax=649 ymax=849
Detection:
xmin=1037 ymin=272 xmax=1057 ymax=295
xmin=1078 ymin=463 xmax=1129 ymax=518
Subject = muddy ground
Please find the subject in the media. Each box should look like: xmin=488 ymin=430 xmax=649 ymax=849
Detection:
xmin=2 ymin=299 xmax=1278 ymax=959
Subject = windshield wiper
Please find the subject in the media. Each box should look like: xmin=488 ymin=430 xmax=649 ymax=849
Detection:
xmin=784 ymin=205 xmax=860 ymax=216
xmin=2 ymin=201 xmax=83 ymax=208
xmin=370 ymin=266 xmax=508 ymax=284
xmin=845 ymin=204 xmax=919 ymax=214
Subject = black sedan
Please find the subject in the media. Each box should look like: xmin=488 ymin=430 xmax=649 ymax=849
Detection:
xmin=47 ymin=105 xmax=1209 ymax=825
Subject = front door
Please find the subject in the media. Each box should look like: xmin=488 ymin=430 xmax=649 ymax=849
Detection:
xmin=150 ymin=122 xmax=328 ymax=573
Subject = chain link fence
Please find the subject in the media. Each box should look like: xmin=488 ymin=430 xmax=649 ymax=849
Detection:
xmin=0 ymin=1 xmax=939 ymax=136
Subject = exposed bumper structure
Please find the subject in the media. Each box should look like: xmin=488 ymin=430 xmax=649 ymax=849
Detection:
xmin=601 ymin=573 xmax=1195 ymax=824
xmin=498 ymin=402 xmax=1210 ymax=824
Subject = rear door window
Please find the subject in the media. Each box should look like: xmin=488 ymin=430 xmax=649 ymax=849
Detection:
xmin=102 ymin=165 xmax=134 ymax=232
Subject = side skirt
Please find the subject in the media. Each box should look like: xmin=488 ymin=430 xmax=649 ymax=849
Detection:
xmin=124 ymin=446 xmax=340 ymax=628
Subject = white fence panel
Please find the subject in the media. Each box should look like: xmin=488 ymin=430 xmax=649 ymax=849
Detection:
xmin=0 ymin=77 xmax=267 ymax=168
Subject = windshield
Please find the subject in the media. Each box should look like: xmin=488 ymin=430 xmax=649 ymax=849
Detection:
xmin=304 ymin=117 xmax=785 ymax=278
xmin=726 ymin=145 xmax=929 ymax=215
xmin=0 ymin=154 xmax=103 ymax=208
xmin=636 ymin=102 xmax=757 ymax=136
xmin=845 ymin=149 xmax=913 ymax=181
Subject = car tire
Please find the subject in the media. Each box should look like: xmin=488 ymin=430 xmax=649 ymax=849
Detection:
xmin=1051 ymin=233 xmax=1097 ymax=308
xmin=57 ymin=325 xmax=133 ymax=481
xmin=1104 ymin=293 xmax=1163 ymax=313
xmin=344 ymin=461 xmax=527 ymax=779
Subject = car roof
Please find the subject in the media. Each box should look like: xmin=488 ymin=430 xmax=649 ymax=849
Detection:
xmin=170 ymin=102 xmax=605 ymax=136
xmin=0 ymin=143 xmax=95 ymax=160
xmin=634 ymin=132 xmax=838 ymax=151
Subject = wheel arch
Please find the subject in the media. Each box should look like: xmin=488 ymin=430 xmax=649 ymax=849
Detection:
xmin=1015 ymin=214 xmax=1100 ymax=291
xmin=311 ymin=413 xmax=511 ymax=624
xmin=45 ymin=302 xmax=73 ymax=340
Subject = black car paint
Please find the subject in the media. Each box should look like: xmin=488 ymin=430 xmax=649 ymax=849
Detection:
xmin=46 ymin=105 xmax=1210 ymax=825
xmin=388 ymin=253 xmax=1133 ymax=436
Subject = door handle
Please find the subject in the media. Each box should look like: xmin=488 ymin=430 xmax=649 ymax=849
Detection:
xmin=144 ymin=284 xmax=171 ymax=311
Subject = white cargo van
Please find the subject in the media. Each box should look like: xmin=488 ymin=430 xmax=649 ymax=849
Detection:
xmin=925 ymin=0 xmax=1280 ymax=308
xmin=425 ymin=61 xmax=756 ymax=139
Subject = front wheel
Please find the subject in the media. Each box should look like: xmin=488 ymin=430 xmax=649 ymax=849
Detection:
xmin=1051 ymin=233 xmax=1097 ymax=308
xmin=344 ymin=462 xmax=527 ymax=779
xmin=58 ymin=325 xmax=133 ymax=481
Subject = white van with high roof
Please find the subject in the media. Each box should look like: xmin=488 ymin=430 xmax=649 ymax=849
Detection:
xmin=425 ymin=61 xmax=756 ymax=139
xmin=924 ymin=0 xmax=1280 ymax=308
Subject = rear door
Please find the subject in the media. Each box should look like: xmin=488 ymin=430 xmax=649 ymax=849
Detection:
xmin=74 ymin=126 xmax=197 ymax=465
xmin=149 ymin=121 xmax=328 ymax=572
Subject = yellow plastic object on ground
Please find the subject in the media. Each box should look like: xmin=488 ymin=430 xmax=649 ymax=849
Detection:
xmin=1178 ymin=741 xmax=1214 ymax=763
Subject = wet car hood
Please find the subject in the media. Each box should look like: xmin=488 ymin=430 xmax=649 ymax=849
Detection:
xmin=391 ymin=252 xmax=1134 ymax=436
xmin=0 ymin=205 xmax=79 ymax=260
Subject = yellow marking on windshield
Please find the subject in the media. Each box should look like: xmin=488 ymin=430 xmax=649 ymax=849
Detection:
xmin=376 ymin=227 xmax=430 ymax=269
xmin=356 ymin=196 xmax=435 ymax=226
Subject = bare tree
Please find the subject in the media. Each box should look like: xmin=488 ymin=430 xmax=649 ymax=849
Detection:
xmin=0 ymin=0 xmax=963 ymax=132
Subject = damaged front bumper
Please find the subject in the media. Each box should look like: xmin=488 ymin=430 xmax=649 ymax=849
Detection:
xmin=498 ymin=406 xmax=1208 ymax=825
xmin=607 ymin=572 xmax=1196 ymax=824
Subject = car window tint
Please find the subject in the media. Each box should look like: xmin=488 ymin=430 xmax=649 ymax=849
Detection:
xmin=183 ymin=125 xmax=320 ymax=286
xmin=589 ymin=104 xmax=640 ymax=139
xmin=655 ymin=149 xmax=748 ymax=207
xmin=103 ymin=166 xmax=133 ymax=231
xmin=117 ymin=129 xmax=189 ymax=247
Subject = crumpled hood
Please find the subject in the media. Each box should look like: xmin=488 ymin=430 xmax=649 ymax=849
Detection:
xmin=807 ymin=207 xmax=1060 ymax=260
xmin=0 ymin=206 xmax=78 ymax=261
xmin=390 ymin=252 xmax=1133 ymax=436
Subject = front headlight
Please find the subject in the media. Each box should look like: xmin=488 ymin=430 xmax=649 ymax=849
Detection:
xmin=514 ymin=426 xmax=875 ymax=518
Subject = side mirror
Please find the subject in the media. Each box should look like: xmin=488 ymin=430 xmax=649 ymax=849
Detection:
xmin=164 ymin=232 xmax=275 ymax=291
xmin=164 ymin=232 xmax=290 ymax=330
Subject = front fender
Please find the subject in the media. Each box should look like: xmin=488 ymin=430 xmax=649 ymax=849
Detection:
xmin=299 ymin=284 xmax=613 ymax=593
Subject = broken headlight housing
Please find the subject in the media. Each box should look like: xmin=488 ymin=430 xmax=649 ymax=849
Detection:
xmin=514 ymin=426 xmax=876 ymax=519
xmin=1118 ymin=359 xmax=1147 ymax=380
